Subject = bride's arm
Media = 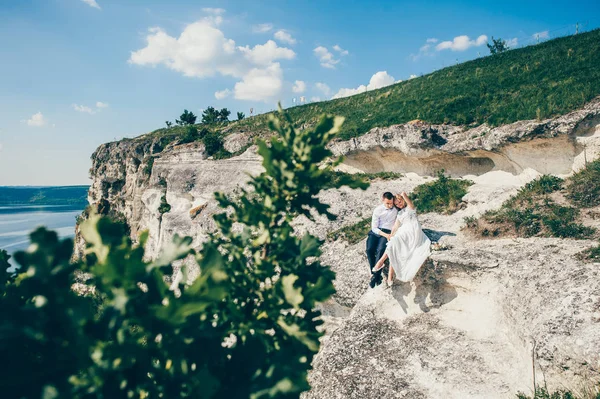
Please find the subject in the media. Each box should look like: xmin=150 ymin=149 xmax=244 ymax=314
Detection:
xmin=401 ymin=192 xmax=416 ymax=210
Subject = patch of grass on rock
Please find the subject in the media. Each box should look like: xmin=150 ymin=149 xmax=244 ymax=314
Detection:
xmin=327 ymin=218 xmax=371 ymax=244
xmin=411 ymin=170 xmax=473 ymax=214
xmin=465 ymin=175 xmax=596 ymax=239
xmin=577 ymin=243 xmax=600 ymax=262
xmin=566 ymin=159 xmax=600 ymax=208
xmin=322 ymin=171 xmax=402 ymax=190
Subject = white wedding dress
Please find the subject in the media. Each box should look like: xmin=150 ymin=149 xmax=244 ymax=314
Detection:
xmin=385 ymin=207 xmax=431 ymax=282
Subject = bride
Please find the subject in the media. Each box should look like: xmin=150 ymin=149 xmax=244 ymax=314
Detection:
xmin=373 ymin=192 xmax=431 ymax=285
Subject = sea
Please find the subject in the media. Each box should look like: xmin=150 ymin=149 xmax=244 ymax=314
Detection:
xmin=0 ymin=205 xmax=84 ymax=270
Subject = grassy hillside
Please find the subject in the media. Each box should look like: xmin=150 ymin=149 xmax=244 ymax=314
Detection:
xmin=0 ymin=186 xmax=89 ymax=207
xmin=146 ymin=28 xmax=600 ymax=143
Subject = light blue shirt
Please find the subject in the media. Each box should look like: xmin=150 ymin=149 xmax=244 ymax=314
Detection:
xmin=371 ymin=204 xmax=398 ymax=235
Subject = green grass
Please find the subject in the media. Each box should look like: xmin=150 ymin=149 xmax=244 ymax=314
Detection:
xmin=158 ymin=195 xmax=171 ymax=215
xmin=566 ymin=159 xmax=600 ymax=208
xmin=411 ymin=170 xmax=473 ymax=214
xmin=577 ymin=243 xmax=600 ymax=262
xmin=517 ymin=385 xmax=600 ymax=399
xmin=327 ymin=218 xmax=371 ymax=245
xmin=466 ymin=175 xmax=597 ymax=239
xmin=129 ymin=29 xmax=600 ymax=146
xmin=322 ymin=171 xmax=403 ymax=190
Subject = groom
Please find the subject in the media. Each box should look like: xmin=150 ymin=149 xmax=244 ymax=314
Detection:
xmin=366 ymin=192 xmax=398 ymax=288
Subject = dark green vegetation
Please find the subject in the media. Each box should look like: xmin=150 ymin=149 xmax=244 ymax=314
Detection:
xmin=322 ymin=171 xmax=403 ymax=190
xmin=411 ymin=171 xmax=473 ymax=214
xmin=465 ymin=174 xmax=598 ymax=239
xmin=203 ymin=129 xmax=227 ymax=157
xmin=202 ymin=106 xmax=231 ymax=124
xmin=487 ymin=37 xmax=511 ymax=54
xmin=176 ymin=109 xmax=197 ymax=125
xmin=517 ymin=386 xmax=600 ymax=399
xmin=327 ymin=217 xmax=371 ymax=244
xmin=577 ymin=243 xmax=600 ymax=262
xmin=0 ymin=185 xmax=89 ymax=207
xmin=0 ymin=110 xmax=368 ymax=398
xmin=566 ymin=159 xmax=600 ymax=208
xmin=158 ymin=194 xmax=171 ymax=214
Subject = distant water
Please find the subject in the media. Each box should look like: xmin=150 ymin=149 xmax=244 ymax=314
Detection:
xmin=0 ymin=205 xmax=83 ymax=270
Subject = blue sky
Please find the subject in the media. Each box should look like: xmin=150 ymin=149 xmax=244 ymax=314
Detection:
xmin=1 ymin=0 xmax=599 ymax=186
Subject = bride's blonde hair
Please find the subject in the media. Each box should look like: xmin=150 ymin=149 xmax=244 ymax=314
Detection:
xmin=394 ymin=193 xmax=406 ymax=209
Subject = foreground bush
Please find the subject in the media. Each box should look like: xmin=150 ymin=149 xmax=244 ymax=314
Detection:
xmin=0 ymin=109 xmax=367 ymax=398
xmin=411 ymin=170 xmax=473 ymax=214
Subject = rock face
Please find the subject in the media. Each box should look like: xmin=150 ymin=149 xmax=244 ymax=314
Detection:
xmin=82 ymin=98 xmax=600 ymax=398
xmin=328 ymin=97 xmax=600 ymax=177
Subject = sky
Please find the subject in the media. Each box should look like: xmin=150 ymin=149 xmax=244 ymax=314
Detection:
xmin=0 ymin=0 xmax=599 ymax=186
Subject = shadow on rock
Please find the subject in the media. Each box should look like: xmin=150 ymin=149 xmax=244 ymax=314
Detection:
xmin=390 ymin=259 xmax=458 ymax=313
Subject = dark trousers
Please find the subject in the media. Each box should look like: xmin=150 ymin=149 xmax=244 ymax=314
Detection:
xmin=366 ymin=228 xmax=390 ymax=280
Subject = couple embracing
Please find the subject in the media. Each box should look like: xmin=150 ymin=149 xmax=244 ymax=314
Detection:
xmin=366 ymin=192 xmax=431 ymax=288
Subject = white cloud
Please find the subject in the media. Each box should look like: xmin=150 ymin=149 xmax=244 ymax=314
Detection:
xmin=253 ymin=23 xmax=273 ymax=33
xmin=292 ymin=80 xmax=306 ymax=93
xmin=130 ymin=19 xmax=298 ymax=103
xmin=81 ymin=0 xmax=101 ymax=10
xmin=27 ymin=112 xmax=46 ymax=127
xmin=314 ymin=45 xmax=347 ymax=69
xmin=315 ymin=82 xmax=331 ymax=96
xmin=274 ymin=30 xmax=296 ymax=45
xmin=234 ymin=63 xmax=283 ymax=102
xmin=368 ymin=71 xmax=396 ymax=89
xmin=426 ymin=38 xmax=438 ymax=43
xmin=409 ymin=74 xmax=417 ymax=79
xmin=129 ymin=21 xmax=241 ymax=78
xmin=73 ymin=104 xmax=95 ymax=114
xmin=435 ymin=35 xmax=488 ymax=51
xmin=202 ymin=7 xmax=225 ymax=14
xmin=238 ymin=40 xmax=295 ymax=66
xmin=332 ymin=71 xmax=396 ymax=99
xmin=533 ymin=31 xmax=549 ymax=40
xmin=215 ymin=89 xmax=231 ymax=99
xmin=332 ymin=44 xmax=349 ymax=56
xmin=506 ymin=38 xmax=518 ymax=48
xmin=410 ymin=42 xmax=435 ymax=61
xmin=310 ymin=96 xmax=321 ymax=102
xmin=73 ymin=102 xmax=108 ymax=114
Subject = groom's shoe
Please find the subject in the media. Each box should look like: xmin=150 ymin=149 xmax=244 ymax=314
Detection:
xmin=369 ymin=274 xmax=378 ymax=288
xmin=374 ymin=274 xmax=383 ymax=287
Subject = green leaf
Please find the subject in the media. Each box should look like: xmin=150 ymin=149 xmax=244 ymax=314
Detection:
xmin=281 ymin=274 xmax=303 ymax=309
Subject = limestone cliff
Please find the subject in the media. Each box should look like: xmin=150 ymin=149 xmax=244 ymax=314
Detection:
xmin=80 ymin=98 xmax=600 ymax=398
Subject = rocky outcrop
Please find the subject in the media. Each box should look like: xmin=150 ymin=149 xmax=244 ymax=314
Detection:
xmin=329 ymin=97 xmax=600 ymax=177
xmin=81 ymin=98 xmax=600 ymax=397
xmin=306 ymin=225 xmax=600 ymax=398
